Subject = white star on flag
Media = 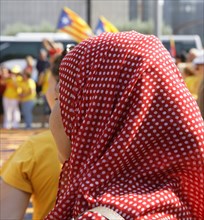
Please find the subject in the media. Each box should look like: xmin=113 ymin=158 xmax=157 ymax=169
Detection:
xmin=61 ymin=16 xmax=70 ymax=25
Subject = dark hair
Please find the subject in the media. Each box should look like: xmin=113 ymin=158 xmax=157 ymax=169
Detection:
xmin=176 ymin=51 xmax=187 ymax=63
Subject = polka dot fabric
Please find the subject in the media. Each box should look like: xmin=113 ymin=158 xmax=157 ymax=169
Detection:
xmin=45 ymin=31 xmax=204 ymax=220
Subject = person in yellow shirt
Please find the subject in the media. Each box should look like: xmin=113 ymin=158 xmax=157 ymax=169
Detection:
xmin=0 ymin=130 xmax=61 ymax=220
xmin=2 ymin=65 xmax=22 ymax=129
xmin=194 ymin=53 xmax=204 ymax=118
xmin=185 ymin=52 xmax=204 ymax=100
xmin=19 ymin=71 xmax=36 ymax=129
xmin=37 ymin=67 xmax=52 ymax=127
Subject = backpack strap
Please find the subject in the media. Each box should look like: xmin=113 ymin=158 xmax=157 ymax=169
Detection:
xmin=88 ymin=206 xmax=125 ymax=220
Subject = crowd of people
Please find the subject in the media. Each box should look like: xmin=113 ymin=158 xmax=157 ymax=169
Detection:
xmin=176 ymin=47 xmax=204 ymax=118
xmin=0 ymin=31 xmax=204 ymax=220
xmin=0 ymin=62 xmax=36 ymax=129
xmin=0 ymin=39 xmax=65 ymax=129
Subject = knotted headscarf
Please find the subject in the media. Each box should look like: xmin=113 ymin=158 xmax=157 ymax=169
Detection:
xmin=46 ymin=31 xmax=204 ymax=219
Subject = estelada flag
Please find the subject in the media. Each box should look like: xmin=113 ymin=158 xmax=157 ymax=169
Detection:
xmin=94 ymin=16 xmax=119 ymax=36
xmin=170 ymin=37 xmax=176 ymax=58
xmin=57 ymin=7 xmax=93 ymax=43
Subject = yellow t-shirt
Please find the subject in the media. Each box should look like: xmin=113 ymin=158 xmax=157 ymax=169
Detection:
xmin=1 ymin=130 xmax=61 ymax=220
xmin=19 ymin=78 xmax=36 ymax=102
xmin=41 ymin=69 xmax=51 ymax=95
xmin=185 ymin=75 xmax=203 ymax=100
xmin=3 ymin=76 xmax=22 ymax=99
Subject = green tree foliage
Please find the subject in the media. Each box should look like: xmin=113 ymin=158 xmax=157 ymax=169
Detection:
xmin=117 ymin=19 xmax=172 ymax=35
xmin=3 ymin=19 xmax=172 ymax=36
xmin=3 ymin=21 xmax=55 ymax=35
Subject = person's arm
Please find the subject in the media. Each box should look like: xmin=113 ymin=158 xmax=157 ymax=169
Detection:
xmin=42 ymin=39 xmax=56 ymax=52
xmin=0 ymin=137 xmax=35 ymax=219
xmin=0 ymin=179 xmax=31 ymax=220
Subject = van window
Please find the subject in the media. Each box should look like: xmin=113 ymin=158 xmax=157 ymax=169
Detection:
xmin=162 ymin=40 xmax=199 ymax=54
xmin=0 ymin=34 xmax=77 ymax=63
xmin=0 ymin=41 xmax=43 ymax=62
xmin=160 ymin=35 xmax=203 ymax=56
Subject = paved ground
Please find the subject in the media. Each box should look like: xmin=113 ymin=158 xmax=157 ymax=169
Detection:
xmin=0 ymin=127 xmax=47 ymax=167
xmin=1 ymin=126 xmax=48 ymax=220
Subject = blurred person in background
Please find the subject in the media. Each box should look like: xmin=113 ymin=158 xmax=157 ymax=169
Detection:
xmin=18 ymin=71 xmax=36 ymax=129
xmin=24 ymin=56 xmax=35 ymax=75
xmin=177 ymin=62 xmax=196 ymax=80
xmin=0 ymin=66 xmax=9 ymax=125
xmin=45 ymin=43 xmax=75 ymax=109
xmin=2 ymin=65 xmax=22 ymax=129
xmin=37 ymin=39 xmax=64 ymax=127
xmin=194 ymin=53 xmax=204 ymax=118
xmin=186 ymin=48 xmax=199 ymax=63
xmin=24 ymin=55 xmax=38 ymax=82
xmin=179 ymin=47 xmax=200 ymax=82
xmin=42 ymin=38 xmax=63 ymax=63
xmin=185 ymin=52 xmax=204 ymax=100
xmin=198 ymin=77 xmax=204 ymax=119
xmin=0 ymin=45 xmax=73 ymax=220
xmin=176 ymin=50 xmax=194 ymax=80
xmin=36 ymin=49 xmax=50 ymax=96
xmin=37 ymin=63 xmax=52 ymax=127
xmin=174 ymin=51 xmax=187 ymax=66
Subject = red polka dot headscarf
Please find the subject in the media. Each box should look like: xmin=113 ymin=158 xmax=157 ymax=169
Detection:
xmin=46 ymin=31 xmax=204 ymax=219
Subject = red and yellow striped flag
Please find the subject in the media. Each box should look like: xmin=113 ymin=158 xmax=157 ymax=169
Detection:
xmin=170 ymin=37 xmax=176 ymax=58
xmin=57 ymin=7 xmax=94 ymax=43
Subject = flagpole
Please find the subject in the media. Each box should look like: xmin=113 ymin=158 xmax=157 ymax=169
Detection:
xmin=154 ymin=0 xmax=164 ymax=38
xmin=87 ymin=0 xmax=91 ymax=26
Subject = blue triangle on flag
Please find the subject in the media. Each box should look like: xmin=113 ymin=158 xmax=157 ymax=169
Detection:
xmin=57 ymin=10 xmax=72 ymax=29
xmin=94 ymin=19 xmax=106 ymax=35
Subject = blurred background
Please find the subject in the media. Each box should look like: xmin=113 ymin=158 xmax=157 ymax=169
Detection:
xmin=0 ymin=0 xmax=203 ymax=41
xmin=0 ymin=0 xmax=203 ymax=129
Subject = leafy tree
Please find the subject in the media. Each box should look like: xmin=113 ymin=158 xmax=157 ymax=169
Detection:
xmin=117 ymin=19 xmax=172 ymax=35
xmin=3 ymin=21 xmax=55 ymax=35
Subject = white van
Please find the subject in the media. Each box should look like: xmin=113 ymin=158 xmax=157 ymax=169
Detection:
xmin=0 ymin=32 xmax=77 ymax=63
xmin=160 ymin=35 xmax=203 ymax=56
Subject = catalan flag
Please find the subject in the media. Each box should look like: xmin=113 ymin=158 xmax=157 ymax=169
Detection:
xmin=94 ymin=16 xmax=119 ymax=36
xmin=170 ymin=37 xmax=176 ymax=58
xmin=57 ymin=7 xmax=94 ymax=43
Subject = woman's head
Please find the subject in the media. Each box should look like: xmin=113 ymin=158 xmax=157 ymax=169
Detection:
xmin=46 ymin=31 xmax=204 ymax=220
xmin=50 ymin=31 xmax=184 ymax=165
